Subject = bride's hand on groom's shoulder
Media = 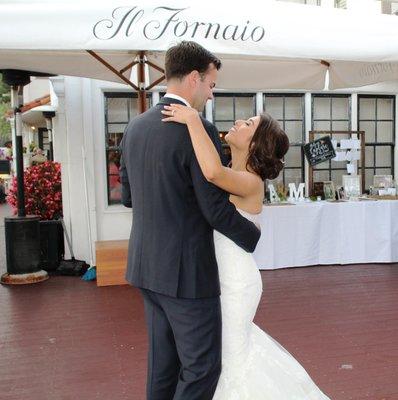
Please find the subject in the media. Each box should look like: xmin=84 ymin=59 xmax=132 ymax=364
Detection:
xmin=161 ymin=104 xmax=199 ymax=125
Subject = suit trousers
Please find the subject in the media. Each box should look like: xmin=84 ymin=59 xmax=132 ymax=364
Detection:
xmin=140 ymin=288 xmax=222 ymax=400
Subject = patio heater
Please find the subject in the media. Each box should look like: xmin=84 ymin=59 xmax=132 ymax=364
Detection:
xmin=1 ymin=69 xmax=53 ymax=285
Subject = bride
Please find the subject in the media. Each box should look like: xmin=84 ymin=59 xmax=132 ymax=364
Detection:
xmin=162 ymin=104 xmax=331 ymax=400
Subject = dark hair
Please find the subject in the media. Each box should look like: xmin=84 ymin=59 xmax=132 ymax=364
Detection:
xmin=165 ymin=41 xmax=222 ymax=80
xmin=246 ymin=113 xmax=290 ymax=181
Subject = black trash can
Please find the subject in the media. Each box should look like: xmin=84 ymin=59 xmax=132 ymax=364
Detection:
xmin=5 ymin=215 xmax=42 ymax=274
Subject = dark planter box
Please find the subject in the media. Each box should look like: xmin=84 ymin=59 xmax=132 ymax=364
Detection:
xmin=39 ymin=220 xmax=65 ymax=271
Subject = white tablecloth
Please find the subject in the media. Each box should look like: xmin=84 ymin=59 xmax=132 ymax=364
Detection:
xmin=253 ymin=200 xmax=398 ymax=269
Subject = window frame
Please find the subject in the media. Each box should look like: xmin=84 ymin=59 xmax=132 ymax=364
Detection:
xmin=212 ymin=93 xmax=257 ymax=129
xmin=104 ymin=92 xmax=151 ymax=205
xmin=263 ymin=93 xmax=306 ymax=186
xmin=357 ymin=94 xmax=396 ymax=190
xmin=311 ymin=93 xmax=352 ymax=184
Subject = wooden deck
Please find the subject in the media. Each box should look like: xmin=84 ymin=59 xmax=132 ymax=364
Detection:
xmin=0 ymin=262 xmax=397 ymax=399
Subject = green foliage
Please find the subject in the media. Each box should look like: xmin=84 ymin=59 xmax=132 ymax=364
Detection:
xmin=0 ymin=73 xmax=11 ymax=146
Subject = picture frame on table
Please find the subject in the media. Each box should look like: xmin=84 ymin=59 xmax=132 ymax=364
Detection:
xmin=312 ymin=182 xmax=324 ymax=199
xmin=336 ymin=186 xmax=346 ymax=201
xmin=373 ymin=175 xmax=393 ymax=189
xmin=323 ymin=181 xmax=335 ymax=201
xmin=343 ymin=175 xmax=361 ymax=200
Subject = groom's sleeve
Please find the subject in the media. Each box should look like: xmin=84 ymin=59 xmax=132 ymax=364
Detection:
xmin=189 ymin=122 xmax=260 ymax=253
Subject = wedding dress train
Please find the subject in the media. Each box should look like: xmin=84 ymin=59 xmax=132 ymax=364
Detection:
xmin=212 ymin=210 xmax=331 ymax=400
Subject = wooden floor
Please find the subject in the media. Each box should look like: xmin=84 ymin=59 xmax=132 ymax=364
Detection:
xmin=0 ymin=263 xmax=398 ymax=400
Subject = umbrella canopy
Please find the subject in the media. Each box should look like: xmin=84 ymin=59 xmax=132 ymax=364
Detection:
xmin=0 ymin=0 xmax=397 ymax=90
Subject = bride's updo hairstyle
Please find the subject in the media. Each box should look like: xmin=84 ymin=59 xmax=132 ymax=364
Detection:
xmin=246 ymin=113 xmax=290 ymax=181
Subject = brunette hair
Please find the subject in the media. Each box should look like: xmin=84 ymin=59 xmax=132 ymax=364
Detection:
xmin=246 ymin=113 xmax=290 ymax=180
xmin=165 ymin=41 xmax=222 ymax=80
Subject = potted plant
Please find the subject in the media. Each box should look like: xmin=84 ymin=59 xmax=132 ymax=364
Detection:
xmin=7 ymin=161 xmax=64 ymax=271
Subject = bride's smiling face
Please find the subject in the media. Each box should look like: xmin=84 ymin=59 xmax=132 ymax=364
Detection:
xmin=225 ymin=117 xmax=260 ymax=151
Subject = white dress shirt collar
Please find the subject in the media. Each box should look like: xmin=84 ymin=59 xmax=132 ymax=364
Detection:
xmin=164 ymin=93 xmax=191 ymax=107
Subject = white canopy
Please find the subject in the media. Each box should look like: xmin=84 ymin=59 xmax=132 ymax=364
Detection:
xmin=1 ymin=0 xmax=398 ymax=90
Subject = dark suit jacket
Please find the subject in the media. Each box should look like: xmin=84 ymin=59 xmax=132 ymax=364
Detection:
xmin=120 ymin=97 xmax=261 ymax=298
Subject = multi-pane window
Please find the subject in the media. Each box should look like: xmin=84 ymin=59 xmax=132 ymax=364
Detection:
xmin=38 ymin=128 xmax=52 ymax=160
xmin=311 ymin=94 xmax=351 ymax=188
xmin=212 ymin=93 xmax=256 ymax=154
xmin=381 ymin=0 xmax=398 ymax=15
xmin=104 ymin=93 xmax=150 ymax=205
xmin=264 ymin=94 xmax=305 ymax=187
xmin=213 ymin=93 xmax=256 ymax=131
xmin=358 ymin=95 xmax=395 ymax=190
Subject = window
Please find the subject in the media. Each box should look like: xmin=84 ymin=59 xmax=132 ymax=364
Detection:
xmin=358 ymin=95 xmax=395 ymax=190
xmin=381 ymin=0 xmax=398 ymax=15
xmin=212 ymin=93 xmax=257 ymax=154
xmin=104 ymin=93 xmax=151 ymax=205
xmin=264 ymin=94 xmax=305 ymax=187
xmin=38 ymin=128 xmax=52 ymax=160
xmin=213 ymin=93 xmax=256 ymax=131
xmin=311 ymin=94 xmax=351 ymax=187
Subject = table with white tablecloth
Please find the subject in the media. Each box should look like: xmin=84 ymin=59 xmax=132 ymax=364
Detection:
xmin=253 ymin=200 xmax=398 ymax=269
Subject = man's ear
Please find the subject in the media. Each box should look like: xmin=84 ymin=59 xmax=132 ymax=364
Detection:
xmin=189 ymin=70 xmax=200 ymax=86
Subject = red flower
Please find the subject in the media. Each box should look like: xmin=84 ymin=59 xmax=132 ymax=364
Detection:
xmin=6 ymin=161 xmax=63 ymax=220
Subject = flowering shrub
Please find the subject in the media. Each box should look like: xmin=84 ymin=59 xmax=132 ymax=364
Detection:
xmin=7 ymin=161 xmax=62 ymax=220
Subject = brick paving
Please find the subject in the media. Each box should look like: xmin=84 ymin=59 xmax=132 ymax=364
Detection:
xmin=1 ymin=262 xmax=398 ymax=399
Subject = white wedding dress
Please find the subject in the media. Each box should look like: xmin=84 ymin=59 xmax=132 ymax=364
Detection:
xmin=212 ymin=209 xmax=331 ymax=400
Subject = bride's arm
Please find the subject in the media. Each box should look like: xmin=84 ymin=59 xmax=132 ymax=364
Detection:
xmin=162 ymin=104 xmax=261 ymax=197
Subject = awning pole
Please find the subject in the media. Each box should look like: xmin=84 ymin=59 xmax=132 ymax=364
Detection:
xmin=86 ymin=50 xmax=139 ymax=91
xmin=11 ymin=85 xmax=25 ymax=217
xmin=138 ymin=51 xmax=147 ymax=114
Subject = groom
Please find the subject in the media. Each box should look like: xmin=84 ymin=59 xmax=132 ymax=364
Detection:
xmin=120 ymin=41 xmax=260 ymax=400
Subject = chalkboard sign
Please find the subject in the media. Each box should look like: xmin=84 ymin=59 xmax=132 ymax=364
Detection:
xmin=303 ymin=136 xmax=336 ymax=166
xmin=0 ymin=160 xmax=11 ymax=174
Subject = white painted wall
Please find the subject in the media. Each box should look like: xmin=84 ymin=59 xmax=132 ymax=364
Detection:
xmin=23 ymin=77 xmax=50 ymax=103
xmin=51 ymin=76 xmax=99 ymax=264
xmin=48 ymin=75 xmax=398 ymax=265
xmin=90 ymin=79 xmax=133 ymax=244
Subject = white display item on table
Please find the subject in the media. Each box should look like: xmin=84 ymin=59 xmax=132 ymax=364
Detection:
xmin=378 ymin=188 xmax=397 ymax=196
xmin=346 ymin=163 xmax=356 ymax=174
xmin=288 ymin=183 xmax=305 ymax=202
xmin=340 ymin=139 xmax=361 ymax=150
xmin=332 ymin=139 xmax=361 ymax=174
xmin=333 ymin=151 xmax=346 ymax=162
xmin=373 ymin=175 xmax=393 ymax=189
xmin=345 ymin=150 xmax=360 ymax=162
xmin=323 ymin=181 xmax=335 ymax=200
xmin=343 ymin=175 xmax=361 ymax=200
xmin=267 ymin=184 xmax=280 ymax=203
xmin=308 ymin=131 xmax=365 ymax=198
